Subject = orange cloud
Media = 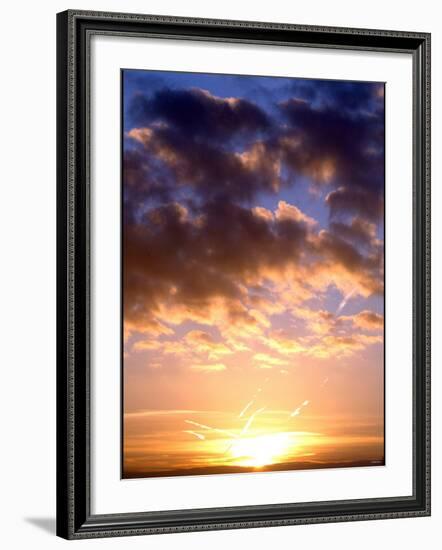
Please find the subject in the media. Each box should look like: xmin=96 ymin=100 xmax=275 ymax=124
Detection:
xmin=184 ymin=330 xmax=233 ymax=359
xmin=190 ymin=363 xmax=227 ymax=373
xmin=253 ymin=353 xmax=289 ymax=366
xmin=275 ymin=200 xmax=318 ymax=227
xmin=262 ymin=332 xmax=306 ymax=355
xmin=306 ymin=333 xmax=382 ymax=359
xmin=125 ymin=318 xmax=174 ymax=342
xmin=347 ymin=310 xmax=384 ymax=330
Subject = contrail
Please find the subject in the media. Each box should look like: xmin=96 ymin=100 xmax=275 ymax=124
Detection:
xmin=224 ymin=406 xmax=266 ymax=454
xmin=240 ymin=407 xmax=266 ymax=436
xmin=185 ymin=419 xmax=236 ymax=438
xmin=336 ymin=288 xmax=356 ymax=315
xmin=184 ymin=430 xmax=205 ymax=440
xmin=290 ymin=400 xmax=310 ymax=417
xmin=239 ymin=400 xmax=254 ymax=418
xmin=238 ymin=379 xmax=269 ymax=418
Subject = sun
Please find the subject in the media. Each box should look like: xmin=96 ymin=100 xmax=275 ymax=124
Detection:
xmin=228 ymin=433 xmax=294 ymax=468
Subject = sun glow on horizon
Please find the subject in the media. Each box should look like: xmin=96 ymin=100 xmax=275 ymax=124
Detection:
xmin=123 ymin=408 xmax=384 ymax=476
xmin=228 ymin=432 xmax=296 ymax=468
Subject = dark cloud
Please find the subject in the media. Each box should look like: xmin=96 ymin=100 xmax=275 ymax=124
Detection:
xmin=129 ymin=87 xmax=272 ymax=142
xmin=125 ymin=80 xmax=384 ymax=216
xmin=326 ymin=187 xmax=383 ymax=222
xmin=315 ymin=230 xmax=380 ymax=274
xmin=124 ymin=200 xmax=309 ymax=321
xmin=127 ymin=127 xmax=281 ymax=203
xmin=279 ymin=98 xmax=384 ymax=195
xmin=123 ymin=78 xmax=384 ymax=335
xmin=124 ymin=198 xmax=383 ymax=332
xmin=290 ymin=80 xmax=384 ymax=115
xmin=123 ymin=148 xmax=176 ymax=217
xmin=312 ymin=228 xmax=383 ymax=295
xmin=329 ymin=217 xmax=379 ymax=254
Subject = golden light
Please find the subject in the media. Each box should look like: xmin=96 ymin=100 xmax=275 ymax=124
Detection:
xmin=228 ymin=432 xmax=294 ymax=468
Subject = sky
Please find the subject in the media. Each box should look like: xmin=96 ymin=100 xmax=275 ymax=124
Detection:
xmin=122 ymin=69 xmax=385 ymax=478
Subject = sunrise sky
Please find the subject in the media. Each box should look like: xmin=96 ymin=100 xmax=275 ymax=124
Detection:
xmin=122 ymin=69 xmax=385 ymax=478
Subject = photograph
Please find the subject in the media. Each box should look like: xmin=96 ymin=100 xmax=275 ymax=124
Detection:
xmin=122 ymin=70 xmax=386 ymax=479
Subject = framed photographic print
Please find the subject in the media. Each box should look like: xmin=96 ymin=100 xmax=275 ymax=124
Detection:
xmin=56 ymin=10 xmax=431 ymax=539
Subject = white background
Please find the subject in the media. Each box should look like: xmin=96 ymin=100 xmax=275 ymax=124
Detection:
xmin=92 ymin=35 xmax=413 ymax=514
xmin=0 ymin=0 xmax=439 ymax=548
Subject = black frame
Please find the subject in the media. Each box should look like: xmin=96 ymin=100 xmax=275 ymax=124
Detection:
xmin=57 ymin=9 xmax=431 ymax=539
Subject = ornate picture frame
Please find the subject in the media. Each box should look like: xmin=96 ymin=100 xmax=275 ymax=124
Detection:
xmin=56 ymin=10 xmax=430 ymax=539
